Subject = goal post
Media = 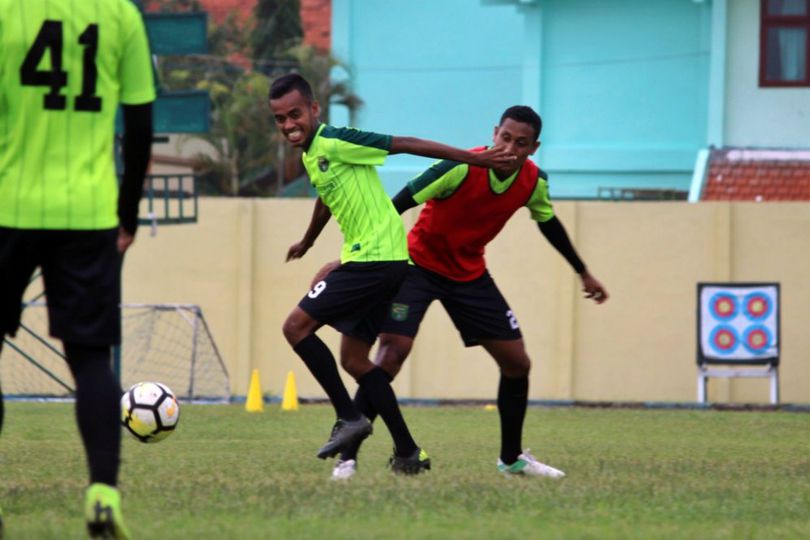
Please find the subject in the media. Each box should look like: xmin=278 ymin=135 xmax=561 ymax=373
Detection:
xmin=119 ymin=304 xmax=230 ymax=402
xmin=2 ymin=303 xmax=230 ymax=402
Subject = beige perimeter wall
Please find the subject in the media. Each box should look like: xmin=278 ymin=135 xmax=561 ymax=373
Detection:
xmin=122 ymin=198 xmax=810 ymax=404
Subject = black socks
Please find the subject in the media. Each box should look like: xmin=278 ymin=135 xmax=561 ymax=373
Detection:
xmin=498 ymin=374 xmax=529 ymax=465
xmin=356 ymin=367 xmax=416 ymax=458
xmin=293 ymin=334 xmax=359 ymax=420
xmin=64 ymin=342 xmax=121 ymax=486
xmin=339 ymin=369 xmax=388 ymax=460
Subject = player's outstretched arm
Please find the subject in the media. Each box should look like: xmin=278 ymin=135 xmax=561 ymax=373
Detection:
xmin=118 ymin=103 xmax=154 ymax=254
xmin=287 ymin=198 xmax=332 ymax=261
xmin=389 ymin=137 xmax=516 ymax=169
xmin=537 ymin=217 xmax=608 ymax=304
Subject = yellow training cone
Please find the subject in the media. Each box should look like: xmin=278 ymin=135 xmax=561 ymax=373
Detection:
xmin=245 ymin=369 xmax=264 ymax=413
xmin=281 ymin=371 xmax=299 ymax=411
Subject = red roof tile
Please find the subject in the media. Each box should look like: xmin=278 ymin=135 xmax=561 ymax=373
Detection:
xmin=172 ymin=0 xmax=256 ymax=25
xmin=702 ymin=148 xmax=810 ymax=201
xmin=301 ymin=0 xmax=331 ymax=51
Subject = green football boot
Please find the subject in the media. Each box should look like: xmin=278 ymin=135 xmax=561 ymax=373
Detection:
xmin=85 ymin=483 xmax=131 ymax=539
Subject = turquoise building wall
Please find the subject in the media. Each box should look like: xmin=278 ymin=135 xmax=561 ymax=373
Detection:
xmin=331 ymin=0 xmax=713 ymax=198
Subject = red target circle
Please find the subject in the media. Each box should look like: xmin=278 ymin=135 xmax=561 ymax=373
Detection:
xmin=713 ymin=328 xmax=736 ymax=350
xmin=712 ymin=296 xmax=736 ymax=319
xmin=743 ymin=325 xmax=772 ymax=355
xmin=745 ymin=294 xmax=770 ymax=319
xmin=747 ymin=329 xmax=767 ymax=349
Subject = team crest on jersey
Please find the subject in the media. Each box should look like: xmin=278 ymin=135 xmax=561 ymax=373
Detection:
xmin=318 ymin=157 xmax=330 ymax=172
xmin=391 ymin=303 xmax=409 ymax=322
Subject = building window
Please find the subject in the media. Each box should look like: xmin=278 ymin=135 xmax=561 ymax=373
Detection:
xmin=760 ymin=0 xmax=810 ymax=86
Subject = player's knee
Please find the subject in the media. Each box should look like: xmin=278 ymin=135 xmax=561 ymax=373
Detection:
xmin=502 ymin=355 xmax=531 ymax=378
xmin=282 ymin=313 xmax=311 ymax=346
xmin=517 ymin=356 xmax=531 ymax=376
xmin=281 ymin=318 xmax=300 ymax=345
xmin=376 ymin=335 xmax=412 ymax=378
xmin=339 ymin=355 xmax=369 ymax=379
xmin=378 ymin=352 xmax=406 ymax=378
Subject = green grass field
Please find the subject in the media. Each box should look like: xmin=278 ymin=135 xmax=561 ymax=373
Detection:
xmin=1 ymin=403 xmax=809 ymax=539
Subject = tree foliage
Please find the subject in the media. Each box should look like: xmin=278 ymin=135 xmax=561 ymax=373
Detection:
xmin=147 ymin=0 xmax=361 ymax=196
xmin=251 ymin=0 xmax=302 ymax=70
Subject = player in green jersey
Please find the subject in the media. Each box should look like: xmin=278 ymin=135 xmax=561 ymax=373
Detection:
xmin=0 ymin=0 xmax=155 ymax=537
xmin=269 ymin=73 xmax=515 ymax=475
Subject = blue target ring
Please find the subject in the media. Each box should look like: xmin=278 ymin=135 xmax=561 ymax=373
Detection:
xmin=709 ymin=325 xmax=739 ymax=355
xmin=743 ymin=293 xmax=772 ymax=322
xmin=742 ymin=325 xmax=772 ymax=355
xmin=709 ymin=293 xmax=738 ymax=321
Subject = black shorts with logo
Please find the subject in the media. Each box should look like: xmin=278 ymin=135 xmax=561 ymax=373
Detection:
xmin=380 ymin=263 xmax=522 ymax=347
xmin=298 ymin=260 xmax=409 ymax=345
xmin=0 ymin=227 xmax=122 ymax=346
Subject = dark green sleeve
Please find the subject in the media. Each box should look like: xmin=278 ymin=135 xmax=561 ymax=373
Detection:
xmin=407 ymin=160 xmax=469 ymax=203
xmin=320 ymin=126 xmax=392 ymax=165
xmin=392 ymin=187 xmax=418 ymax=214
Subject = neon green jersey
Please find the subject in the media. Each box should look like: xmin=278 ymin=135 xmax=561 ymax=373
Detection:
xmin=0 ymin=0 xmax=156 ymax=230
xmin=302 ymin=124 xmax=408 ymax=263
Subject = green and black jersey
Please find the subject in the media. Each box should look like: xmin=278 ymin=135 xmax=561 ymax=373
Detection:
xmin=0 ymin=0 xmax=156 ymax=230
xmin=302 ymin=124 xmax=408 ymax=263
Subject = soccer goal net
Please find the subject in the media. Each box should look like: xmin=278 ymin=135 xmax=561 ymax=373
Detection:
xmin=2 ymin=303 xmax=230 ymax=402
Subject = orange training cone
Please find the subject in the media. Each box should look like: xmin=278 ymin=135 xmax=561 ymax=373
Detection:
xmin=245 ymin=369 xmax=264 ymax=413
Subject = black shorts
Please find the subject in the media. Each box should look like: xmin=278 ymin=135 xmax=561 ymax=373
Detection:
xmin=380 ymin=263 xmax=522 ymax=347
xmin=0 ymin=227 xmax=122 ymax=346
xmin=298 ymin=260 xmax=408 ymax=345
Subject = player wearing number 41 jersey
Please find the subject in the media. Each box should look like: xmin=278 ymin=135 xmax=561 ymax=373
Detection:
xmin=0 ymin=0 xmax=155 ymax=537
xmin=333 ymin=106 xmax=609 ymax=480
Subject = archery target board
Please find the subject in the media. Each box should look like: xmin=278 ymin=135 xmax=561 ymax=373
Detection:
xmin=697 ymin=283 xmax=780 ymax=365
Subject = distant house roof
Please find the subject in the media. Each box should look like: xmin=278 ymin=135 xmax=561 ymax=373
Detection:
xmin=143 ymin=0 xmax=254 ymax=23
xmin=144 ymin=0 xmax=331 ymax=50
xmin=197 ymin=0 xmax=255 ymax=25
xmin=301 ymin=0 xmax=331 ymax=51
xmin=701 ymin=148 xmax=810 ymax=201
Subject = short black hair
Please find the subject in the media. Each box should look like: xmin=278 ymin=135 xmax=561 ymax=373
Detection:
xmin=500 ymin=106 xmax=542 ymax=140
xmin=269 ymin=73 xmax=314 ymax=102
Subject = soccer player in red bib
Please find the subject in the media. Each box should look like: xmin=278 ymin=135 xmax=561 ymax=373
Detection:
xmin=333 ymin=106 xmax=608 ymax=479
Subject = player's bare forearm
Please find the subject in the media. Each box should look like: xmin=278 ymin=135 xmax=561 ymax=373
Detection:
xmin=287 ymin=198 xmax=331 ymax=261
xmin=389 ymin=137 xmax=516 ymax=169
